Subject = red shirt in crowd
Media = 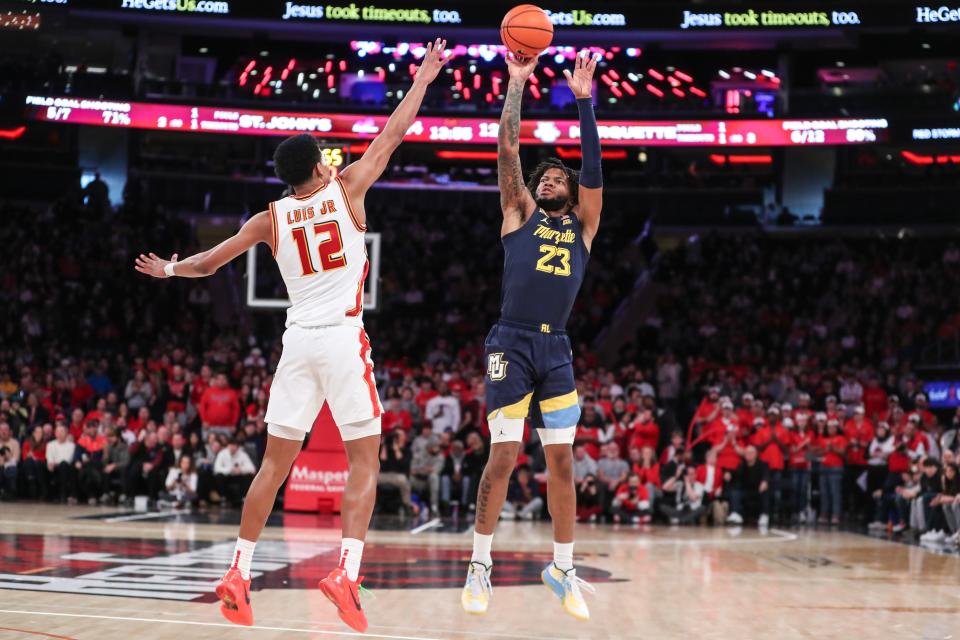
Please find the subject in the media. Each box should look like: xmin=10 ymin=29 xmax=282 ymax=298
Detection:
xmin=190 ymin=376 xmax=210 ymax=407
xmin=750 ymin=424 xmax=789 ymax=471
xmin=382 ymin=408 xmax=413 ymax=432
xmin=887 ymin=448 xmax=911 ymax=473
xmin=68 ymin=418 xmax=85 ymax=441
xmin=415 ymin=389 xmax=438 ymax=415
xmin=596 ymin=397 xmax=613 ymax=419
xmin=630 ymin=418 xmax=659 ymax=452
xmin=70 ymin=381 xmax=95 ymax=409
xmin=633 ymin=463 xmax=661 ymax=489
xmin=614 ymin=483 xmax=650 ymax=511
xmin=788 ymin=431 xmax=814 ymax=470
xmin=22 ymin=439 xmax=46 ymax=462
xmin=843 ymin=418 xmax=874 ymax=466
xmin=819 ymin=434 xmax=848 ymax=468
xmin=878 ymin=408 xmax=907 ymax=432
xmin=737 ymin=407 xmax=756 ymax=430
xmin=77 ymin=433 xmax=107 ymax=454
xmin=166 ymin=379 xmax=189 ymax=413
xmin=607 ymin=419 xmax=633 ymax=453
xmin=126 ymin=415 xmax=145 ymax=434
xmin=908 ymin=409 xmax=936 ymax=430
xmin=862 ymin=385 xmax=887 ymax=419
xmin=447 ymin=378 xmax=468 ymax=397
xmin=198 ymin=386 xmax=241 ymax=427
xmin=574 ymin=425 xmax=603 ymax=460
xmin=694 ymin=399 xmax=720 ymax=426
xmin=705 ymin=418 xmax=744 ymax=471
xmin=905 ymin=432 xmax=928 ymax=459
xmin=695 ymin=463 xmax=722 ymax=497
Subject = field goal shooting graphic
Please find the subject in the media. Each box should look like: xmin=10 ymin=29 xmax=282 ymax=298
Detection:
xmin=246 ymin=233 xmax=381 ymax=312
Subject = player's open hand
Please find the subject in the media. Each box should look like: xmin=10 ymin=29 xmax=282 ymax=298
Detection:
xmin=563 ymin=49 xmax=597 ymax=99
xmin=414 ymin=38 xmax=452 ymax=85
xmin=505 ymin=51 xmax=538 ymax=81
xmin=135 ymin=252 xmax=178 ymax=278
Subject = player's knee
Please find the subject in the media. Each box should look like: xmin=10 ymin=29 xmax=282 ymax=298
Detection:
xmin=552 ymin=458 xmax=575 ymax=485
xmin=486 ymin=448 xmax=516 ymax=481
xmin=356 ymin=455 xmax=380 ymax=477
xmin=546 ymin=451 xmax=574 ymax=484
xmin=259 ymin=459 xmax=288 ymax=486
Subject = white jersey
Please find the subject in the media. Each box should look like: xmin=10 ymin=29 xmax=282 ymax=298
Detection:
xmin=269 ymin=176 xmax=369 ymax=328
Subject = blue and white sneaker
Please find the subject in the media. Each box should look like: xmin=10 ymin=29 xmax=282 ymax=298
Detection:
xmin=461 ymin=561 xmax=492 ymax=615
xmin=541 ymin=562 xmax=595 ymax=621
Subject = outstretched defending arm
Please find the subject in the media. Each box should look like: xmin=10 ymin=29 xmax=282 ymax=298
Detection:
xmin=134 ymin=211 xmax=272 ymax=279
xmin=498 ymin=54 xmax=538 ymax=236
xmin=339 ymin=38 xmax=451 ymax=216
xmin=564 ymin=51 xmax=603 ymax=250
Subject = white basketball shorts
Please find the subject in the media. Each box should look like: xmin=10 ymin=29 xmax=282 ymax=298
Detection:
xmin=264 ymin=324 xmax=383 ymax=439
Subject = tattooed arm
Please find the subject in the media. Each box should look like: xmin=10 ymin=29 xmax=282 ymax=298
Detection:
xmin=498 ymin=54 xmax=538 ymax=237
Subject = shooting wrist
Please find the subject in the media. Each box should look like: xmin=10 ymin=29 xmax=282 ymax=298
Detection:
xmin=163 ymin=262 xmax=177 ymax=277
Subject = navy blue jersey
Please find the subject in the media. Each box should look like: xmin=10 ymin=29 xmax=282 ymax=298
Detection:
xmin=499 ymin=208 xmax=589 ymax=332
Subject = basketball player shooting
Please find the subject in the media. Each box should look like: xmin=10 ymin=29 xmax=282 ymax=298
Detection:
xmin=461 ymin=50 xmax=603 ymax=620
xmin=134 ymin=38 xmax=451 ymax=633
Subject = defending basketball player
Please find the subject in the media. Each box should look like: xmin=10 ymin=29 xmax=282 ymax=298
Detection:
xmin=461 ymin=50 xmax=603 ymax=620
xmin=135 ymin=38 xmax=451 ymax=633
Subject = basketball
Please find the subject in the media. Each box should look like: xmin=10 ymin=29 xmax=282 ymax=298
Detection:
xmin=500 ymin=4 xmax=554 ymax=59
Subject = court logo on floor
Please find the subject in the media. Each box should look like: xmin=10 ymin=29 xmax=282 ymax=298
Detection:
xmin=0 ymin=535 xmax=618 ymax=601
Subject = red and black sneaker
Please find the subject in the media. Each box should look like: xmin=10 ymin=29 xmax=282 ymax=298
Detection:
xmin=215 ymin=567 xmax=253 ymax=626
xmin=319 ymin=567 xmax=368 ymax=632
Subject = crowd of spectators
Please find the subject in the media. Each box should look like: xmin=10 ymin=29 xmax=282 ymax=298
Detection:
xmin=2 ymin=191 xmax=960 ymax=548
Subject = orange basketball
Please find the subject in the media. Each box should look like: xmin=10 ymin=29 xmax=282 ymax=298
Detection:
xmin=500 ymin=4 xmax=554 ymax=59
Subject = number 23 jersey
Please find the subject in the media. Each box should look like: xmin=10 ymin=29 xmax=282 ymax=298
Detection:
xmin=499 ymin=208 xmax=589 ymax=332
xmin=269 ymin=177 xmax=369 ymax=328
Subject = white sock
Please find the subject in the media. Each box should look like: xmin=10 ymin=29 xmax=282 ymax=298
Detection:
xmin=553 ymin=542 xmax=574 ymax=572
xmin=471 ymin=531 xmax=494 ymax=566
xmin=340 ymin=538 xmax=364 ymax=582
xmin=232 ymin=538 xmax=256 ymax=580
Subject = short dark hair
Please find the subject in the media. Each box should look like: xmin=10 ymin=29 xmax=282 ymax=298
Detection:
xmin=274 ymin=134 xmax=321 ymax=187
xmin=526 ymin=157 xmax=580 ymax=207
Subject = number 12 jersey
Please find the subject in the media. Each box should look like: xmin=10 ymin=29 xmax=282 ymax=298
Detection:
xmin=268 ymin=177 xmax=369 ymax=328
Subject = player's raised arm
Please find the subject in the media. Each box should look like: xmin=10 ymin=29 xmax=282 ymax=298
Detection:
xmin=134 ymin=211 xmax=272 ymax=279
xmin=498 ymin=54 xmax=538 ymax=235
xmin=339 ymin=38 xmax=451 ymax=205
xmin=564 ymin=50 xmax=603 ymax=249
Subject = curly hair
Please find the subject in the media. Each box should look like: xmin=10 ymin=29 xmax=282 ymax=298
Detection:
xmin=273 ymin=134 xmax=321 ymax=187
xmin=525 ymin=157 xmax=580 ymax=208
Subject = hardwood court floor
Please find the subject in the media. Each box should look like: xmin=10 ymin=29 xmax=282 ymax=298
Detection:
xmin=0 ymin=503 xmax=958 ymax=639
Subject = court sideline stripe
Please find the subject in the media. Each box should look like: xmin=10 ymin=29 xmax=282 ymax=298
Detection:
xmin=1 ymin=602 xmax=579 ymax=640
xmin=410 ymin=518 xmax=442 ymax=535
xmin=0 ymin=626 xmax=76 ymax=640
xmin=103 ymin=510 xmax=191 ymax=523
xmin=0 ymin=610 xmax=440 ymax=640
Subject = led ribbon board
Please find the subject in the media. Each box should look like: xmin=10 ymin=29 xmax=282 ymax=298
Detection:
xmin=24 ymin=95 xmax=890 ymax=146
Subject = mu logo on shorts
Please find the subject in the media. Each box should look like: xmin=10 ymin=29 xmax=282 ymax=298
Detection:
xmin=487 ymin=352 xmax=508 ymax=381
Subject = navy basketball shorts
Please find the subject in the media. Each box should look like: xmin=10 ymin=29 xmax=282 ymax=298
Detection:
xmin=484 ymin=321 xmax=580 ymax=446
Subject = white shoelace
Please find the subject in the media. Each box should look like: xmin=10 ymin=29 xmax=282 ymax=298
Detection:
xmin=467 ymin=562 xmax=492 ymax=597
xmin=561 ymin=569 xmax=596 ymax=601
